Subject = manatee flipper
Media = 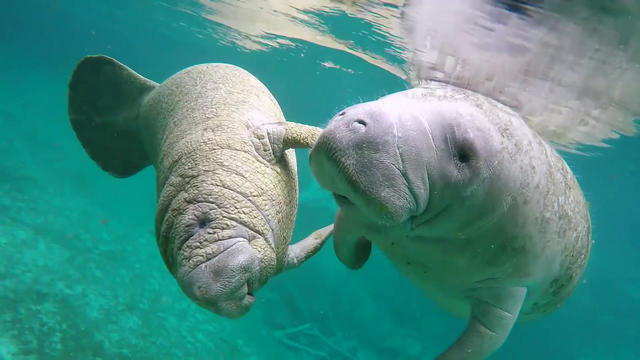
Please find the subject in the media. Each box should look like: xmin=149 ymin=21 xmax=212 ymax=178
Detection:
xmin=251 ymin=121 xmax=330 ymax=270
xmin=68 ymin=55 xmax=158 ymax=177
xmin=436 ymin=287 xmax=528 ymax=360
xmin=333 ymin=211 xmax=371 ymax=270
xmin=284 ymin=224 xmax=334 ymax=270
xmin=282 ymin=122 xmax=323 ymax=149
xmin=254 ymin=122 xmax=323 ymax=163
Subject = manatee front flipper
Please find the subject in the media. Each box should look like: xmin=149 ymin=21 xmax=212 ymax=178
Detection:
xmin=333 ymin=211 xmax=371 ymax=270
xmin=437 ymin=287 xmax=527 ymax=360
xmin=284 ymin=224 xmax=334 ymax=270
xmin=254 ymin=122 xmax=323 ymax=162
xmin=68 ymin=55 xmax=158 ymax=177
xmin=281 ymin=122 xmax=323 ymax=149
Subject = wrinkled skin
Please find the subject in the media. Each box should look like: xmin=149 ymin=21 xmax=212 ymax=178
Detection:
xmin=309 ymin=82 xmax=590 ymax=359
xmin=68 ymin=56 xmax=332 ymax=318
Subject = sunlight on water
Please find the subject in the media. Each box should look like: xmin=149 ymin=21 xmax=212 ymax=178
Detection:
xmin=186 ymin=0 xmax=639 ymax=150
xmin=185 ymin=0 xmax=407 ymax=76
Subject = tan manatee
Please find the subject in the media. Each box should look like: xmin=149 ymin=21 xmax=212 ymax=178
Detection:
xmin=309 ymin=81 xmax=590 ymax=359
xmin=68 ymin=55 xmax=332 ymax=318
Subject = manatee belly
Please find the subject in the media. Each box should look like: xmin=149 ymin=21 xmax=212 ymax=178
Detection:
xmin=370 ymin=197 xmax=590 ymax=321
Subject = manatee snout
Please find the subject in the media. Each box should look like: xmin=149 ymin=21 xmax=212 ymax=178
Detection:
xmin=177 ymin=238 xmax=261 ymax=318
xmin=310 ymin=103 xmax=425 ymax=224
xmin=167 ymin=203 xmax=265 ymax=318
xmin=317 ymin=103 xmax=387 ymax=142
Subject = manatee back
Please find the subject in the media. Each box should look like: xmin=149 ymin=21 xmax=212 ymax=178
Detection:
xmin=144 ymin=64 xmax=298 ymax=275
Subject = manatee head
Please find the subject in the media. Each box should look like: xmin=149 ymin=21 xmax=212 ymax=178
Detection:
xmin=158 ymin=185 xmax=275 ymax=319
xmin=310 ymin=88 xmax=498 ymax=226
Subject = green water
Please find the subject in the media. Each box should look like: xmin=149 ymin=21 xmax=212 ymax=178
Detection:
xmin=0 ymin=1 xmax=638 ymax=359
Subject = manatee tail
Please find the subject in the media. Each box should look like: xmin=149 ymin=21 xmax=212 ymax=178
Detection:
xmin=68 ymin=55 xmax=158 ymax=178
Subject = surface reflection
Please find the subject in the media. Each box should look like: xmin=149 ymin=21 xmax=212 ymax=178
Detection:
xmin=180 ymin=0 xmax=639 ymax=149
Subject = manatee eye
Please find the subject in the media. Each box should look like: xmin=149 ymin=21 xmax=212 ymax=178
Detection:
xmin=455 ymin=141 xmax=475 ymax=165
xmin=194 ymin=214 xmax=212 ymax=233
xmin=457 ymin=149 xmax=471 ymax=164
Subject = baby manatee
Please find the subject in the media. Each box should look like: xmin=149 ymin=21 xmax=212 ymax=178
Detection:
xmin=309 ymin=82 xmax=590 ymax=359
xmin=68 ymin=55 xmax=332 ymax=318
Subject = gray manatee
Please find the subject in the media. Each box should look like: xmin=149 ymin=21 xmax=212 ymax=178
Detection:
xmin=309 ymin=81 xmax=590 ymax=359
xmin=68 ymin=55 xmax=332 ymax=318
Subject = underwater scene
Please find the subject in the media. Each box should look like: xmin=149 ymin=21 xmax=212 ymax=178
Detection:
xmin=1 ymin=0 xmax=639 ymax=359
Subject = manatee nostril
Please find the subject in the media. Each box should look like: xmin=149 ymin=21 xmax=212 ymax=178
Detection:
xmin=337 ymin=110 xmax=346 ymax=117
xmin=350 ymin=119 xmax=367 ymax=130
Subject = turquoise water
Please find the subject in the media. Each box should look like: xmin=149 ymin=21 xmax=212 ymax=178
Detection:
xmin=1 ymin=1 xmax=639 ymax=359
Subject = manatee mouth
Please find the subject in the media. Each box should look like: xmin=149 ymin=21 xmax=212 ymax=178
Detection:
xmin=311 ymin=146 xmax=413 ymax=224
xmin=333 ymin=192 xmax=353 ymax=206
xmin=177 ymin=238 xmax=260 ymax=318
xmin=310 ymin=109 xmax=421 ymax=224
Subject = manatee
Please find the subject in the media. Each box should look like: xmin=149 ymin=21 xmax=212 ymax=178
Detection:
xmin=68 ymin=55 xmax=332 ymax=318
xmin=309 ymin=81 xmax=590 ymax=359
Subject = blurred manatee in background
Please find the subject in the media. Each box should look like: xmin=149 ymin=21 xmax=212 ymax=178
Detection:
xmin=401 ymin=0 xmax=640 ymax=149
